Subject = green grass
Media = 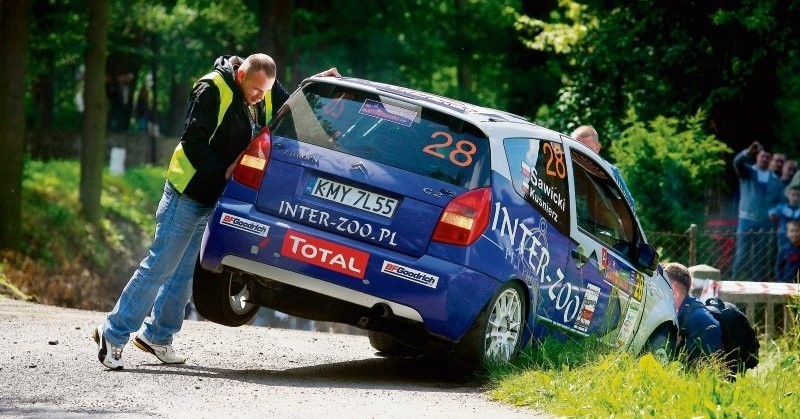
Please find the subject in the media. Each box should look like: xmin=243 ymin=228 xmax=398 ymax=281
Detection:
xmin=0 ymin=262 xmax=31 ymax=300
xmin=488 ymin=322 xmax=800 ymax=417
xmin=2 ymin=158 xmax=167 ymax=308
xmin=20 ymin=159 xmax=165 ymax=270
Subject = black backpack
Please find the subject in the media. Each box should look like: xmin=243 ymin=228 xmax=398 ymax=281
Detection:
xmin=705 ymin=297 xmax=760 ymax=373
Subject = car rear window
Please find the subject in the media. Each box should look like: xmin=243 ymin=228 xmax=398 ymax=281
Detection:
xmin=271 ymin=82 xmax=491 ymax=189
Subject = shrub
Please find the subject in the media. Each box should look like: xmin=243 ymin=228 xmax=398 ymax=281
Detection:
xmin=609 ymin=109 xmax=732 ymax=231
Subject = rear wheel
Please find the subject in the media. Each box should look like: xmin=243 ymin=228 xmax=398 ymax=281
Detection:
xmin=192 ymin=260 xmax=259 ymax=326
xmin=454 ymin=282 xmax=526 ymax=371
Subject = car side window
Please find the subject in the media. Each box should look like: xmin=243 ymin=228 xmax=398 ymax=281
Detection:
xmin=571 ymin=150 xmax=636 ymax=252
xmin=503 ymin=138 xmax=570 ymax=236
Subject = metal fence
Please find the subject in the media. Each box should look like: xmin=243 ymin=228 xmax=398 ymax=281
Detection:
xmin=648 ymin=222 xmax=798 ymax=337
xmin=647 ymin=222 xmax=783 ymax=283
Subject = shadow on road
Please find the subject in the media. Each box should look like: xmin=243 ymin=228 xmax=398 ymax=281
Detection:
xmin=123 ymin=356 xmax=487 ymax=391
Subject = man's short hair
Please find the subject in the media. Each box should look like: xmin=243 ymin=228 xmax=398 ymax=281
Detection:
xmin=571 ymin=125 xmax=598 ymax=141
xmin=241 ymin=53 xmax=277 ymax=79
xmin=663 ymin=262 xmax=692 ymax=292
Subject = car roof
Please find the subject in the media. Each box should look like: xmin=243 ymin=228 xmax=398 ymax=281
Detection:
xmin=299 ymin=77 xmax=610 ymax=170
xmin=302 ymin=76 xmax=534 ymax=127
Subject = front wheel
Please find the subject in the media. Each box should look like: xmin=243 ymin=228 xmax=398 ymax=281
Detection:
xmin=192 ymin=259 xmax=259 ymax=327
xmin=454 ymin=282 xmax=527 ymax=371
xmin=642 ymin=323 xmax=677 ymax=364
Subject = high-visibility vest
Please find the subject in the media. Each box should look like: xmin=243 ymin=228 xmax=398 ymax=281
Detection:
xmin=166 ymin=71 xmax=273 ymax=193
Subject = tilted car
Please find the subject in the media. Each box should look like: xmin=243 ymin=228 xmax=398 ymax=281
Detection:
xmin=194 ymin=76 xmax=677 ymax=370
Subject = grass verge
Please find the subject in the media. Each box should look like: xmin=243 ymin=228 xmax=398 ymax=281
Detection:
xmin=2 ymin=159 xmax=165 ymax=309
xmin=488 ymin=312 xmax=800 ymax=417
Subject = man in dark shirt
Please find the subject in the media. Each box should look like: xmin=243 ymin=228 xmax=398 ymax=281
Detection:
xmin=664 ymin=262 xmax=723 ymax=365
xmin=93 ymin=54 xmax=339 ymax=369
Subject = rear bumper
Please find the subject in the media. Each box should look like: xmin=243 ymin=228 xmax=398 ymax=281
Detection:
xmin=200 ymin=198 xmax=500 ymax=342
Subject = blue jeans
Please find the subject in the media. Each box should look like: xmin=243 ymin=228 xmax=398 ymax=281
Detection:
xmin=102 ymin=181 xmax=212 ymax=346
xmin=733 ymin=218 xmax=773 ymax=282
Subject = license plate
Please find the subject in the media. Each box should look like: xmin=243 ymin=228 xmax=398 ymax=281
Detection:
xmin=306 ymin=177 xmax=398 ymax=217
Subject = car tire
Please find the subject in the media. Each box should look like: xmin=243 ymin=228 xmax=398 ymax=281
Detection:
xmin=367 ymin=331 xmax=423 ymax=358
xmin=192 ymin=259 xmax=259 ymax=327
xmin=642 ymin=323 xmax=677 ymax=364
xmin=453 ymin=282 xmax=526 ymax=372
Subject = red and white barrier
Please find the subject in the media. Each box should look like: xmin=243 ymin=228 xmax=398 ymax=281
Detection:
xmin=693 ymin=279 xmax=799 ymax=299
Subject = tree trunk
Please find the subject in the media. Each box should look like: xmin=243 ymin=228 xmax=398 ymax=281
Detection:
xmin=0 ymin=0 xmax=30 ymax=251
xmin=79 ymin=0 xmax=109 ymax=223
xmin=258 ymin=0 xmax=293 ymax=86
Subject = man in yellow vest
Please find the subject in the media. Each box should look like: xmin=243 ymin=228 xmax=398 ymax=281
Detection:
xmin=93 ymin=53 xmax=340 ymax=369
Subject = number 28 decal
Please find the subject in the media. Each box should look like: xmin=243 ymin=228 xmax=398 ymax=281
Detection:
xmin=543 ymin=142 xmax=566 ymax=179
xmin=422 ymin=131 xmax=477 ymax=167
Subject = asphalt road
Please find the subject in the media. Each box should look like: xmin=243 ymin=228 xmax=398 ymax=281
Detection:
xmin=0 ymin=298 xmax=543 ymax=418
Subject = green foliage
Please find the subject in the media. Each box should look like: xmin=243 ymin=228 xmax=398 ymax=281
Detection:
xmin=26 ymin=0 xmax=530 ymax=136
xmin=289 ymin=0 xmax=522 ymax=110
xmin=775 ymin=63 xmax=800 ymax=154
xmin=520 ymin=0 xmax=800 ymax=153
xmin=609 ymin=110 xmax=732 ymax=231
xmin=489 ymin=330 xmax=800 ymax=417
xmin=26 ymin=0 xmax=87 ymax=130
xmin=21 ymin=160 xmax=164 ymax=270
xmin=515 ymin=0 xmax=597 ymax=54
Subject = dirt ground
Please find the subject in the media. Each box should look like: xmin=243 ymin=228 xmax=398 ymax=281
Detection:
xmin=0 ymin=298 xmax=545 ymax=418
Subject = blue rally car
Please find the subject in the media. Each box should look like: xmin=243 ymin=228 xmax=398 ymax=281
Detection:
xmin=195 ymin=76 xmax=677 ymax=370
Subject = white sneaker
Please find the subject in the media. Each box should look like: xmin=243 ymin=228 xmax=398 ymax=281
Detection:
xmin=133 ymin=334 xmax=187 ymax=364
xmin=93 ymin=324 xmax=124 ymax=370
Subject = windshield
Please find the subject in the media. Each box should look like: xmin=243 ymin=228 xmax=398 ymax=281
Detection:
xmin=271 ymin=82 xmax=491 ymax=189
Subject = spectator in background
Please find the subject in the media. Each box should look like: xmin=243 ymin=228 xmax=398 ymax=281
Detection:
xmin=769 ymin=185 xmax=800 ymax=253
xmin=135 ymin=86 xmax=151 ymax=134
xmin=775 ymin=220 xmax=800 ymax=283
xmin=732 ymin=142 xmax=784 ymax=281
xmin=769 ymin=152 xmax=787 ymax=178
xmin=781 ymin=159 xmax=797 ymax=188
xmin=571 ymin=125 xmax=635 ymax=210
xmin=664 ymin=262 xmax=723 ymax=365
xmin=107 ymin=72 xmax=135 ymax=132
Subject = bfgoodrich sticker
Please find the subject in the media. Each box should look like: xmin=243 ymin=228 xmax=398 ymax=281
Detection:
xmin=220 ymin=213 xmax=269 ymax=237
xmin=381 ymin=261 xmax=439 ymax=288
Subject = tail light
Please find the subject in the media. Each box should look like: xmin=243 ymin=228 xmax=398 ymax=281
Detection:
xmin=232 ymin=127 xmax=271 ymax=189
xmin=431 ymin=187 xmax=492 ymax=246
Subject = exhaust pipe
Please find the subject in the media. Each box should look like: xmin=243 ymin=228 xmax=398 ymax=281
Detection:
xmin=372 ymin=303 xmax=393 ymax=318
xmin=357 ymin=303 xmax=393 ymax=328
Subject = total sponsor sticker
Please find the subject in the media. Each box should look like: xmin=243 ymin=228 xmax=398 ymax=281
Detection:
xmin=281 ymin=231 xmax=370 ymax=279
xmin=380 ymin=261 xmax=439 ymax=289
xmin=220 ymin=213 xmax=269 ymax=237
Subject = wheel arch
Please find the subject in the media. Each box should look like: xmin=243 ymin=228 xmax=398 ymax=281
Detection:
xmin=628 ymin=305 xmax=677 ymax=357
xmin=505 ymin=276 xmax=536 ymax=348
